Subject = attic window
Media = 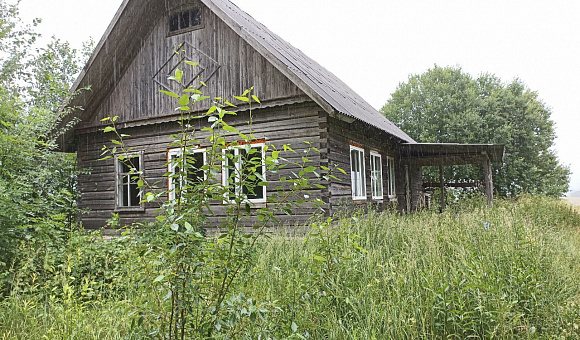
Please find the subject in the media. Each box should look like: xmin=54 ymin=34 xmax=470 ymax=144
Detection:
xmin=169 ymin=8 xmax=202 ymax=33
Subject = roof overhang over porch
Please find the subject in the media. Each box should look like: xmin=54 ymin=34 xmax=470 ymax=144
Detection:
xmin=399 ymin=143 xmax=505 ymax=166
xmin=398 ymin=143 xmax=505 ymax=210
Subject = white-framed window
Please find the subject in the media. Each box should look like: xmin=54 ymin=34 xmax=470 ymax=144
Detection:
xmin=115 ymin=152 xmax=144 ymax=209
xmin=387 ymin=156 xmax=396 ymax=198
xmin=370 ymin=151 xmax=383 ymax=200
xmin=222 ymin=143 xmax=266 ymax=203
xmin=350 ymin=145 xmax=366 ymax=200
xmin=167 ymin=147 xmax=206 ymax=201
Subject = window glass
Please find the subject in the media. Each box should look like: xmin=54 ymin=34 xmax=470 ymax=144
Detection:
xmin=169 ymin=8 xmax=202 ymax=33
xmin=350 ymin=146 xmax=366 ymax=199
xmin=179 ymin=11 xmax=190 ymax=30
xmin=169 ymin=14 xmax=179 ymax=32
xmin=168 ymin=148 xmax=206 ymax=201
xmin=370 ymin=152 xmax=383 ymax=199
xmin=191 ymin=8 xmax=202 ymax=26
xmin=117 ymin=154 xmax=142 ymax=208
xmin=387 ymin=156 xmax=396 ymax=197
xmin=223 ymin=144 xmax=266 ymax=203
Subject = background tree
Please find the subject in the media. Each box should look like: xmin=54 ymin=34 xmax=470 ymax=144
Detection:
xmin=381 ymin=65 xmax=569 ymax=197
xmin=0 ymin=1 xmax=91 ymax=290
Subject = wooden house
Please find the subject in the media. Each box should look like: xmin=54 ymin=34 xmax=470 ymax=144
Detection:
xmin=57 ymin=0 xmax=504 ymax=229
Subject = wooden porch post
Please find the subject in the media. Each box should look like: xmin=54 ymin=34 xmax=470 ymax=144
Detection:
xmin=439 ymin=165 xmax=445 ymax=212
xmin=483 ymin=155 xmax=494 ymax=205
xmin=405 ymin=165 xmax=411 ymax=214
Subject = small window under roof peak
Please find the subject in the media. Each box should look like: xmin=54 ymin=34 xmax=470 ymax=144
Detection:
xmin=169 ymin=8 xmax=202 ymax=35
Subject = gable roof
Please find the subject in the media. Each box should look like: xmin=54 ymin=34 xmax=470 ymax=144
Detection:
xmin=62 ymin=0 xmax=415 ymax=143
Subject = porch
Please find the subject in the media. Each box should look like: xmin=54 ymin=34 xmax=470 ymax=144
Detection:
xmin=399 ymin=143 xmax=505 ymax=212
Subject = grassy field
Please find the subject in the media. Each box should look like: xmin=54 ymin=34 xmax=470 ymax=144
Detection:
xmin=1 ymin=196 xmax=580 ymax=339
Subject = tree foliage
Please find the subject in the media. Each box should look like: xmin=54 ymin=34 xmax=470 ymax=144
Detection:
xmin=381 ymin=65 xmax=569 ymax=197
xmin=0 ymin=1 xmax=90 ymax=290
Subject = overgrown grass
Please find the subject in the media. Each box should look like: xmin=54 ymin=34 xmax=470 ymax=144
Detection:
xmin=2 ymin=196 xmax=580 ymax=339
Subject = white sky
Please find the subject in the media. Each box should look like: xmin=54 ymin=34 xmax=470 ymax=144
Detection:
xmin=18 ymin=0 xmax=580 ymax=193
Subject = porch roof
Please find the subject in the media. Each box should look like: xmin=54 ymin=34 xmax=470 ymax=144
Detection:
xmin=399 ymin=143 xmax=505 ymax=166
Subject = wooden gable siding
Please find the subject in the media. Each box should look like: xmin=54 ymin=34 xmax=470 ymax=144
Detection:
xmin=77 ymin=102 xmax=328 ymax=229
xmin=82 ymin=2 xmax=305 ymax=129
xmin=326 ymin=116 xmax=418 ymax=213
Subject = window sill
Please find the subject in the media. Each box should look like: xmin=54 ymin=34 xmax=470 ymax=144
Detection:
xmin=352 ymin=198 xmax=367 ymax=202
xmin=167 ymin=24 xmax=205 ymax=37
xmin=115 ymin=206 xmax=146 ymax=213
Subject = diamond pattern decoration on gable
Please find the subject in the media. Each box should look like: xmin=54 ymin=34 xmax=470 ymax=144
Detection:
xmin=153 ymin=41 xmax=220 ymax=93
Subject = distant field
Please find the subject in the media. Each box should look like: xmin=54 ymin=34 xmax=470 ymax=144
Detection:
xmin=564 ymin=197 xmax=580 ymax=207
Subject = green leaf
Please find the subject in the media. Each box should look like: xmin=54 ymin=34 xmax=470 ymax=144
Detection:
xmin=170 ymin=223 xmax=179 ymax=231
xmin=251 ymin=95 xmax=261 ymax=104
xmin=153 ymin=275 xmax=165 ymax=283
xmin=291 ymin=322 xmax=298 ymax=333
xmin=174 ymin=68 xmax=183 ymax=82
xmin=178 ymin=94 xmax=190 ymax=106
xmin=234 ymin=96 xmax=250 ymax=102
xmin=184 ymin=221 xmax=193 ymax=232
xmin=184 ymin=60 xmax=198 ymax=66
xmin=195 ymin=96 xmax=210 ymax=102
xmin=159 ymin=90 xmax=179 ymax=98
xmin=103 ymin=126 xmax=115 ymax=133
xmin=222 ymin=124 xmax=238 ymax=133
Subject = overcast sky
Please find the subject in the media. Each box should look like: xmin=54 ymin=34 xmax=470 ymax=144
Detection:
xmin=18 ymin=0 xmax=580 ymax=193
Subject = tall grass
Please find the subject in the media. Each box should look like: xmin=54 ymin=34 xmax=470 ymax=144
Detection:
xmin=1 ymin=196 xmax=580 ymax=339
xmin=244 ymin=196 xmax=580 ymax=339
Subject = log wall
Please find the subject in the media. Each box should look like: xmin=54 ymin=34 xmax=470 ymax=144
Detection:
xmin=77 ymin=102 xmax=327 ymax=229
xmin=326 ymin=116 xmax=403 ymax=213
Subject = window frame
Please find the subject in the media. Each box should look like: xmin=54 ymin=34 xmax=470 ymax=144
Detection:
xmin=167 ymin=147 xmax=207 ymax=201
xmin=115 ymin=151 xmax=144 ymax=211
xmin=167 ymin=7 xmax=204 ymax=36
xmin=222 ymin=142 xmax=267 ymax=204
xmin=387 ymin=156 xmax=396 ymax=199
xmin=349 ymin=145 xmax=367 ymax=200
xmin=370 ymin=151 xmax=384 ymax=200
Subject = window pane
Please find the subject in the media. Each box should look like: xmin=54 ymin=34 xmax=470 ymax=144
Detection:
xmin=224 ymin=149 xmax=236 ymax=199
xmin=121 ymin=161 xmax=131 ymax=174
xmin=129 ymin=180 xmax=140 ymax=206
xmin=169 ymin=14 xmax=179 ymax=32
xmin=117 ymin=155 xmax=141 ymax=207
xmin=179 ymin=11 xmax=190 ymax=30
xmin=351 ymin=148 xmax=366 ymax=198
xmin=191 ymin=8 xmax=202 ymax=26
xmin=122 ymin=174 xmax=129 ymax=207
xmin=188 ymin=152 xmax=204 ymax=184
xmin=241 ymin=146 xmax=264 ymax=200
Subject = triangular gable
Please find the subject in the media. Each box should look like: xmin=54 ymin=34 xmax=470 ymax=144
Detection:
xmin=61 ymin=0 xmax=415 ymax=144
